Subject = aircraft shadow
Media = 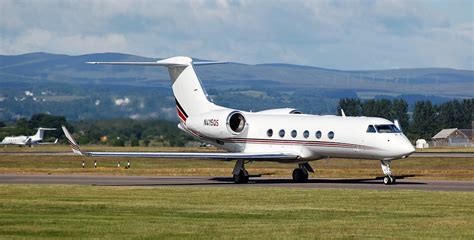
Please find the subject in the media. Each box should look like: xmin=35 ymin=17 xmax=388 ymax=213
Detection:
xmin=211 ymin=175 xmax=426 ymax=185
xmin=99 ymin=174 xmax=425 ymax=187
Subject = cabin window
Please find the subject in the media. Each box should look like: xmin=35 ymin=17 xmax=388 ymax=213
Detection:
xmin=315 ymin=131 xmax=322 ymax=139
xmin=376 ymin=124 xmax=401 ymax=133
xmin=267 ymin=129 xmax=273 ymax=137
xmin=328 ymin=131 xmax=334 ymax=139
xmin=279 ymin=129 xmax=285 ymax=138
xmin=367 ymin=125 xmax=376 ymax=133
xmin=291 ymin=130 xmax=297 ymax=138
xmin=303 ymin=130 xmax=309 ymax=138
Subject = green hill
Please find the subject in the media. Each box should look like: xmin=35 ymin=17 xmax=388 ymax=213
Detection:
xmin=0 ymin=52 xmax=472 ymax=121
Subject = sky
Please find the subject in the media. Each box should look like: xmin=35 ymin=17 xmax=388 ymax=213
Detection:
xmin=0 ymin=0 xmax=473 ymax=70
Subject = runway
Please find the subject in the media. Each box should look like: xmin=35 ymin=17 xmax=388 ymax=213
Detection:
xmin=409 ymin=152 xmax=474 ymax=158
xmin=0 ymin=174 xmax=472 ymax=191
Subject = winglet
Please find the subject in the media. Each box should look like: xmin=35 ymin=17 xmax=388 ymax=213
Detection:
xmin=61 ymin=126 xmax=83 ymax=155
xmin=341 ymin=108 xmax=346 ymax=117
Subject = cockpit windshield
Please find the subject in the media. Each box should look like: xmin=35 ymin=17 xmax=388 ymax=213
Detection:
xmin=375 ymin=124 xmax=401 ymax=133
xmin=366 ymin=125 xmax=376 ymax=133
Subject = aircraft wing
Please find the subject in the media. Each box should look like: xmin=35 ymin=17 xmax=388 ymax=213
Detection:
xmin=61 ymin=126 xmax=298 ymax=161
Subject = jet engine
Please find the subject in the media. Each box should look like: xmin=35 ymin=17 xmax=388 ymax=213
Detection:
xmin=186 ymin=110 xmax=247 ymax=139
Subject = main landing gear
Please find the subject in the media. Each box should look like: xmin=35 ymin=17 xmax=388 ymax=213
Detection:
xmin=232 ymin=160 xmax=315 ymax=184
xmin=292 ymin=163 xmax=314 ymax=183
xmin=233 ymin=160 xmax=249 ymax=184
xmin=380 ymin=160 xmax=396 ymax=185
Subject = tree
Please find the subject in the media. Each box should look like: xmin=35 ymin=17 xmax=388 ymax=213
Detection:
xmin=410 ymin=101 xmax=439 ymax=140
xmin=337 ymin=98 xmax=362 ymax=116
xmin=111 ymin=138 xmax=125 ymax=147
xmin=16 ymin=118 xmax=29 ymax=132
xmin=436 ymin=99 xmax=474 ymax=129
xmin=463 ymin=99 xmax=474 ymax=128
xmin=362 ymin=99 xmax=392 ymax=119
xmin=131 ymin=138 xmax=139 ymax=147
xmin=390 ymin=99 xmax=409 ymax=130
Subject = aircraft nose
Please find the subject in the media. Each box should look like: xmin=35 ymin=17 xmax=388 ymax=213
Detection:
xmin=401 ymin=140 xmax=415 ymax=156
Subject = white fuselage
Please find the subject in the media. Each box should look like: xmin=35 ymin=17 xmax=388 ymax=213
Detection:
xmin=184 ymin=110 xmax=415 ymax=162
xmin=1 ymin=136 xmax=31 ymax=145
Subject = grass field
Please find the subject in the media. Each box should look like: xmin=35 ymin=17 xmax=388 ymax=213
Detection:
xmin=1 ymin=146 xmax=473 ymax=239
xmin=0 ymin=185 xmax=473 ymax=239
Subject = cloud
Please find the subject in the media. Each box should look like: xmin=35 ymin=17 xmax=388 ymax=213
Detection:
xmin=1 ymin=29 xmax=129 ymax=54
xmin=0 ymin=0 xmax=472 ymax=70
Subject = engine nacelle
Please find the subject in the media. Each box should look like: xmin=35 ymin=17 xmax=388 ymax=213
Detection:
xmin=186 ymin=110 xmax=247 ymax=139
xmin=258 ymin=108 xmax=302 ymax=114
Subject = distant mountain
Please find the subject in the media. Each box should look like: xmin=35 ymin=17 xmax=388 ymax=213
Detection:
xmin=0 ymin=52 xmax=472 ymax=121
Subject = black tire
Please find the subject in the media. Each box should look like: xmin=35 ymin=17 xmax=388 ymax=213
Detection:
xmin=292 ymin=168 xmax=309 ymax=183
xmin=242 ymin=170 xmax=249 ymax=183
xmin=233 ymin=170 xmax=249 ymax=184
xmin=292 ymin=169 xmax=300 ymax=182
xmin=383 ymin=176 xmax=390 ymax=185
xmin=390 ymin=176 xmax=396 ymax=184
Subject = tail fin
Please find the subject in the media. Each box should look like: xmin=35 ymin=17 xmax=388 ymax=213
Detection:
xmin=32 ymin=129 xmax=43 ymax=140
xmin=87 ymin=56 xmax=226 ymax=122
xmin=31 ymin=127 xmax=56 ymax=141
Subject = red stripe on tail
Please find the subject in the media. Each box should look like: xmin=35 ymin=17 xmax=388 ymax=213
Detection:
xmin=176 ymin=107 xmax=187 ymax=123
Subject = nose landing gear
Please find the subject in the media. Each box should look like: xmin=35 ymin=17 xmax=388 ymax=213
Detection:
xmin=381 ymin=160 xmax=396 ymax=185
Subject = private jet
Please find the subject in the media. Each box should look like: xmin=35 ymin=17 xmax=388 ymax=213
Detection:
xmin=62 ymin=56 xmax=415 ymax=185
xmin=1 ymin=128 xmax=58 ymax=146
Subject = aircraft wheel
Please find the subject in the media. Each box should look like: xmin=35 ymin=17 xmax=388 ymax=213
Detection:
xmin=383 ymin=176 xmax=391 ymax=185
xmin=233 ymin=170 xmax=249 ymax=184
xmin=292 ymin=168 xmax=308 ymax=183
xmin=390 ymin=176 xmax=396 ymax=184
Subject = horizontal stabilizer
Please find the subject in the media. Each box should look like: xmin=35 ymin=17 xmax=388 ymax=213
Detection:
xmin=86 ymin=56 xmax=226 ymax=67
xmin=38 ymin=128 xmax=56 ymax=130
xmin=86 ymin=61 xmax=187 ymax=67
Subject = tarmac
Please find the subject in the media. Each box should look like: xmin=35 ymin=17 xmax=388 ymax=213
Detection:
xmin=1 ymin=151 xmax=472 ymax=192
xmin=0 ymin=174 xmax=472 ymax=192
